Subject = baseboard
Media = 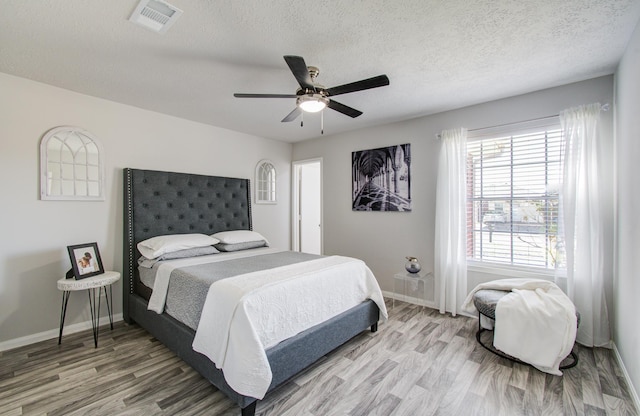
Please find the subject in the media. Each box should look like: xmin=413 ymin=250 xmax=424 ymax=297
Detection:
xmin=612 ymin=342 xmax=640 ymax=414
xmin=0 ymin=313 xmax=124 ymax=352
xmin=382 ymin=290 xmax=437 ymax=309
xmin=382 ymin=290 xmax=479 ymax=319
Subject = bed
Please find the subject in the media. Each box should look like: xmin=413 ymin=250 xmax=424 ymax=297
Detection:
xmin=122 ymin=168 xmax=384 ymax=415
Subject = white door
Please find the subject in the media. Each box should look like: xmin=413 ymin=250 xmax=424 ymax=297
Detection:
xmin=292 ymin=159 xmax=322 ymax=254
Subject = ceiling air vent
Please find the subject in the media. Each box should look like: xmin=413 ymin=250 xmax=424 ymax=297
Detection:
xmin=129 ymin=0 xmax=183 ymax=34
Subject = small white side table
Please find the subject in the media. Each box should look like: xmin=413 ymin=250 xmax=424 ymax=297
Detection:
xmin=393 ymin=270 xmax=433 ymax=312
xmin=57 ymin=271 xmax=120 ymax=348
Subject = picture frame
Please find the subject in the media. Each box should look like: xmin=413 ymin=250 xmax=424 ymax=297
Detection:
xmin=352 ymin=143 xmax=412 ymax=211
xmin=67 ymin=242 xmax=104 ymax=279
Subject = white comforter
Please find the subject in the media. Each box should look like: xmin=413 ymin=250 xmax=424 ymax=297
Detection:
xmin=462 ymin=278 xmax=577 ymax=375
xmin=191 ymin=255 xmax=387 ymax=399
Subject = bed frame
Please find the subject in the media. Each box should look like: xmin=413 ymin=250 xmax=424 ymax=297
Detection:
xmin=123 ymin=168 xmax=380 ymax=415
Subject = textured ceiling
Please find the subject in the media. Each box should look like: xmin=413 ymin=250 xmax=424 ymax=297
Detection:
xmin=1 ymin=1 xmax=639 ymax=142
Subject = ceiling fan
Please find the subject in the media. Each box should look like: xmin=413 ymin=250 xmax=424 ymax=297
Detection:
xmin=233 ymin=55 xmax=390 ymax=124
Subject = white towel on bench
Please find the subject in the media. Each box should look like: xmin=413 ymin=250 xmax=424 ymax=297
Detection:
xmin=462 ymin=278 xmax=577 ymax=375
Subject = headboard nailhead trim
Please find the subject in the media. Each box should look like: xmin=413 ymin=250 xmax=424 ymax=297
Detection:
xmin=126 ymin=168 xmax=134 ymax=295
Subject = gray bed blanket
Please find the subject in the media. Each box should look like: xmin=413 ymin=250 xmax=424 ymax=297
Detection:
xmin=153 ymin=251 xmax=322 ymax=330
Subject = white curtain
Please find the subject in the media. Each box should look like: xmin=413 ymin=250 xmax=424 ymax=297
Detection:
xmin=559 ymin=103 xmax=610 ymax=347
xmin=435 ymin=127 xmax=468 ymax=316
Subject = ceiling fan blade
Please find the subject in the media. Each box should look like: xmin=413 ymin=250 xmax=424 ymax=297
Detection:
xmin=281 ymin=107 xmax=302 ymax=122
xmin=234 ymin=93 xmax=298 ymax=98
xmin=325 ymin=75 xmax=389 ymax=97
xmin=328 ymin=99 xmax=363 ymax=118
xmin=284 ymin=55 xmax=316 ymax=91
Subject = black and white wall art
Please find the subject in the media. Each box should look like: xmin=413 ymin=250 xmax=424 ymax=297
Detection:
xmin=352 ymin=143 xmax=411 ymax=211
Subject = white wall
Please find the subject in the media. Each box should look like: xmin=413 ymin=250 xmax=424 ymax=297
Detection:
xmin=292 ymin=76 xmax=615 ymax=306
xmin=614 ymin=17 xmax=640 ymax=406
xmin=0 ymin=73 xmax=292 ymax=346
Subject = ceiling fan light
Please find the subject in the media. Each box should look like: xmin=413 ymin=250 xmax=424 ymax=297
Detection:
xmin=297 ymin=94 xmax=328 ymax=113
xmin=299 ymin=100 xmax=325 ymax=112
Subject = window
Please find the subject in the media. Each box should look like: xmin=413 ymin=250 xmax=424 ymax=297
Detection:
xmin=255 ymin=160 xmax=276 ymax=204
xmin=40 ymin=126 xmax=104 ymax=201
xmin=466 ymin=124 xmax=564 ymax=270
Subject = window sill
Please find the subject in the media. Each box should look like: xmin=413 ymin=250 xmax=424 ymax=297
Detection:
xmin=467 ymin=261 xmax=559 ymax=280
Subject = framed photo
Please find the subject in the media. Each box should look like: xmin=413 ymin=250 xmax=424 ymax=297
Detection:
xmin=352 ymin=143 xmax=412 ymax=211
xmin=67 ymin=242 xmax=104 ymax=279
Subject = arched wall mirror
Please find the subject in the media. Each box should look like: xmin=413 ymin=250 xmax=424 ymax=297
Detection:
xmin=40 ymin=126 xmax=105 ymax=201
xmin=255 ymin=159 xmax=276 ymax=204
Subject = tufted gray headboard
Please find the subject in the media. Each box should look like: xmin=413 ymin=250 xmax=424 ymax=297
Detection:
xmin=123 ymin=168 xmax=252 ymax=318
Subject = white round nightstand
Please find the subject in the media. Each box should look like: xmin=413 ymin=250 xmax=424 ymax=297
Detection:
xmin=57 ymin=271 xmax=120 ymax=348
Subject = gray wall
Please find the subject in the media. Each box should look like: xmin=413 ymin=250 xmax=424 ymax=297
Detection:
xmin=0 ymin=73 xmax=292 ymax=347
xmin=614 ymin=17 xmax=640 ymax=406
xmin=293 ymin=75 xmax=614 ymax=298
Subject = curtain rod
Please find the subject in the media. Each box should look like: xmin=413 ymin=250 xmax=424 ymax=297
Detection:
xmin=468 ymin=114 xmax=559 ymax=134
xmin=435 ymin=102 xmax=610 ymax=139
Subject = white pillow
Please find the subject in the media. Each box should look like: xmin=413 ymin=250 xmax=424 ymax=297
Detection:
xmin=137 ymin=233 xmax=220 ymax=260
xmin=211 ymin=230 xmax=269 ymax=245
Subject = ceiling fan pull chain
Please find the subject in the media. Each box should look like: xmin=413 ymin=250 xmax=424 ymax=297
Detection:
xmin=301 ymin=112 xmax=304 ymax=127
xmin=321 ymin=110 xmax=324 ymax=135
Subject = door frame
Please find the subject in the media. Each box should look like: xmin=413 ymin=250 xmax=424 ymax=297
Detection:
xmin=291 ymin=158 xmax=323 ymax=253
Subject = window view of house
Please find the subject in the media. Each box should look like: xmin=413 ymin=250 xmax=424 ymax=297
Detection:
xmin=466 ymin=128 xmax=564 ymax=269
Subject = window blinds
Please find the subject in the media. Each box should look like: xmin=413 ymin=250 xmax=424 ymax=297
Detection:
xmin=466 ymin=128 xmax=564 ymax=269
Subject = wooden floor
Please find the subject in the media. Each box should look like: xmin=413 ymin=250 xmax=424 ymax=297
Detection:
xmin=1 ymin=299 xmax=637 ymax=416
